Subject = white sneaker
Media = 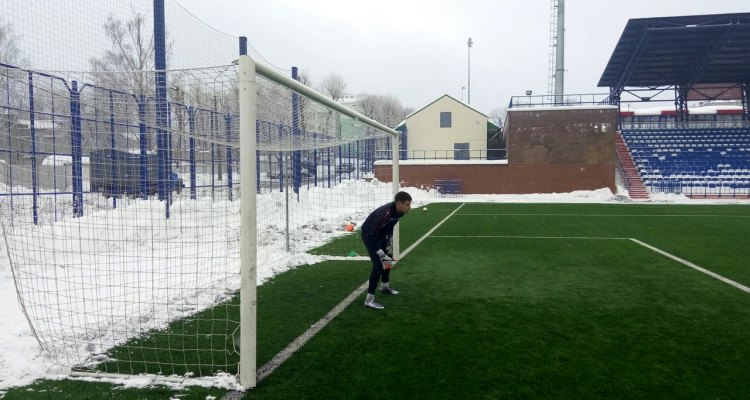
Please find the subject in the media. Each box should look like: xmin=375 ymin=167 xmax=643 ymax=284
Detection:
xmin=380 ymin=286 xmax=399 ymax=295
xmin=364 ymin=299 xmax=384 ymax=309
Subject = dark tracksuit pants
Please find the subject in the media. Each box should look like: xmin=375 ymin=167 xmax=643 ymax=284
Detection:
xmin=364 ymin=237 xmax=390 ymax=295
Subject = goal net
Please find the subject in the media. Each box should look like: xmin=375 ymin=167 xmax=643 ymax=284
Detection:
xmin=1 ymin=59 xmax=398 ymax=386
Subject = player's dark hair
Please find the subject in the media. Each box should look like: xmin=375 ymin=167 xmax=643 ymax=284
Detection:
xmin=394 ymin=191 xmax=412 ymax=203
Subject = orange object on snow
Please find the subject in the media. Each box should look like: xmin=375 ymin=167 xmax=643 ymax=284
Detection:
xmin=345 ymin=223 xmax=355 ymax=232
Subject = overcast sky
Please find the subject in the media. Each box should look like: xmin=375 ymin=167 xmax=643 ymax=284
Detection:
xmin=6 ymin=0 xmax=748 ymax=116
xmin=171 ymin=0 xmax=748 ymax=115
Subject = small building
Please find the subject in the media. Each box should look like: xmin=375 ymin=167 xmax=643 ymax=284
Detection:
xmin=396 ymin=94 xmax=501 ymax=160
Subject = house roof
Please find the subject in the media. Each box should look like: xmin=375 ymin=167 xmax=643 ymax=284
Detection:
xmin=397 ymin=94 xmax=488 ymax=128
xmin=487 ymin=120 xmax=501 ymax=133
xmin=598 ymin=12 xmax=750 ymax=88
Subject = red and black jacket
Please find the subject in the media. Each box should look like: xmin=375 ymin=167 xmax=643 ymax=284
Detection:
xmin=361 ymin=202 xmax=403 ymax=254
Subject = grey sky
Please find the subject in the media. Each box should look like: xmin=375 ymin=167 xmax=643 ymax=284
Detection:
xmin=173 ymin=0 xmax=748 ymax=115
xmin=6 ymin=0 xmax=748 ymax=116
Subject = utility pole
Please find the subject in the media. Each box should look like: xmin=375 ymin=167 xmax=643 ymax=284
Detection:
xmin=467 ymin=37 xmax=473 ymax=104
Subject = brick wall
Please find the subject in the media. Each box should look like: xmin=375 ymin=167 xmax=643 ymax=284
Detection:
xmin=374 ymin=107 xmax=618 ymax=194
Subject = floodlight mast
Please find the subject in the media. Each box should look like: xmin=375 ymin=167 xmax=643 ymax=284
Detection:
xmin=467 ymin=37 xmax=473 ymax=104
xmin=548 ymin=0 xmax=565 ymax=104
xmin=554 ymin=0 xmax=565 ymax=103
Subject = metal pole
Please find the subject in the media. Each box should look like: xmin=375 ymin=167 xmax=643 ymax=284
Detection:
xmin=554 ymin=0 xmax=565 ymax=103
xmin=467 ymin=38 xmax=473 ymax=105
xmin=153 ymin=0 xmax=170 ymax=214
xmin=285 ymin=152 xmax=290 ymax=252
xmin=188 ymin=107 xmax=196 ymax=200
xmin=28 ymin=72 xmax=38 ymax=225
xmin=291 ymin=67 xmax=301 ymax=196
xmin=70 ymin=80 xmax=83 ymax=218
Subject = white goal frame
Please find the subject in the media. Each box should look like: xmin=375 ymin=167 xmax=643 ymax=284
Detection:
xmin=239 ymin=55 xmax=401 ymax=387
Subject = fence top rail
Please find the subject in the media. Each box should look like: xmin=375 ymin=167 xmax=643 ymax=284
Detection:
xmin=251 ymin=57 xmax=399 ymax=138
xmin=508 ymin=93 xmax=613 ymax=109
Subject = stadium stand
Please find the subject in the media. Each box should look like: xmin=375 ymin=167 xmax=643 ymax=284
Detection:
xmin=621 ymin=126 xmax=750 ymax=197
xmin=599 ymin=13 xmax=750 ymax=198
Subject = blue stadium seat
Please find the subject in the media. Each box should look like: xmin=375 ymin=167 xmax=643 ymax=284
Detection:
xmin=621 ymin=127 xmax=750 ymax=196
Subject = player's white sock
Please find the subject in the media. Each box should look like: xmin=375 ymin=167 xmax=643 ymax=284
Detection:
xmin=381 ymin=282 xmax=390 ymax=289
xmin=365 ymin=293 xmax=375 ymax=304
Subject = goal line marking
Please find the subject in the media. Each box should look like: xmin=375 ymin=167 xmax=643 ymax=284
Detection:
xmin=252 ymin=203 xmax=467 ymax=385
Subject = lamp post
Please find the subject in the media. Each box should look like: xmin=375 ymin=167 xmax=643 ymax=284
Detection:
xmin=461 ymin=86 xmax=466 ymax=101
xmin=467 ymin=37 xmax=473 ymax=104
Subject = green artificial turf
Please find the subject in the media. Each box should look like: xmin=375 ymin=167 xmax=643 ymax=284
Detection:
xmin=6 ymin=202 xmax=750 ymax=399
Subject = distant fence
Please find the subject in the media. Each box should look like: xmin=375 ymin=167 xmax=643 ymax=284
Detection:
xmin=376 ymin=149 xmax=507 ymax=161
xmin=648 ymin=178 xmax=750 ymax=198
xmin=0 ymin=63 xmax=392 ymax=225
xmin=508 ymin=93 xmax=613 ymax=109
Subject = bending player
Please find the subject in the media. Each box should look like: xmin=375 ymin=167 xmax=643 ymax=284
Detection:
xmin=360 ymin=191 xmax=412 ymax=309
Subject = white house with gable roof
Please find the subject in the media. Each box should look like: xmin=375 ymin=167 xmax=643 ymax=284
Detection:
xmin=395 ymin=94 xmax=501 ymax=160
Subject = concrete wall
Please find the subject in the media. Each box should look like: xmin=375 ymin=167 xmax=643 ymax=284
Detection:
xmin=375 ymin=106 xmax=618 ymax=194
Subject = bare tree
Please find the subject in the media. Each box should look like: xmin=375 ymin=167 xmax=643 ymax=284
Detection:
xmin=87 ymin=9 xmax=181 ymax=152
xmin=357 ymin=93 xmax=379 ymax=119
xmin=357 ymin=93 xmax=407 ymax=128
xmin=402 ymin=106 xmax=415 ymax=118
xmin=1 ymin=20 xmax=27 ymax=115
xmin=488 ymin=107 xmax=506 ymax=154
xmin=320 ymin=73 xmax=346 ymax=101
xmin=296 ymin=69 xmax=314 ymax=140
xmin=489 ymin=107 xmax=505 ymax=130
xmin=0 ymin=19 xmax=26 ymax=66
xmin=379 ymin=94 xmax=403 ymax=128
xmin=89 ymin=11 xmax=156 ymax=97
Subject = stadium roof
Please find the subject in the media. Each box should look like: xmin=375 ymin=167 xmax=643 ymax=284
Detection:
xmin=598 ymin=13 xmax=750 ymax=89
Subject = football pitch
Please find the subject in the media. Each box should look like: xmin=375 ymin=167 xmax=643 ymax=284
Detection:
xmin=5 ymin=202 xmax=750 ymax=399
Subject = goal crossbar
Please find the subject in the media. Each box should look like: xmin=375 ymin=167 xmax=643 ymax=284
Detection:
xmin=253 ymin=61 xmax=400 ymax=139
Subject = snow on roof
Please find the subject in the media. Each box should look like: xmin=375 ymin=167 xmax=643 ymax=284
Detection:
xmin=41 ymin=155 xmax=90 ymax=166
xmin=16 ymin=119 xmax=61 ymax=130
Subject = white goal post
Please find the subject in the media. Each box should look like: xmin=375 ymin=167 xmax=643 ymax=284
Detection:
xmin=239 ymin=54 xmax=401 ymax=387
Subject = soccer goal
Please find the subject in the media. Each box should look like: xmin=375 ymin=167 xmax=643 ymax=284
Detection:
xmin=1 ymin=51 xmax=400 ymax=388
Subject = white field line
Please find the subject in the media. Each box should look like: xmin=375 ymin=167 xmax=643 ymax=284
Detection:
xmin=432 ymin=234 xmax=750 ymax=294
xmin=456 ymin=213 xmax=750 ymax=218
xmin=629 ymin=238 xmax=750 ymax=294
xmin=432 ymin=235 xmax=630 ymax=240
xmin=252 ymin=203 xmax=466 ymax=385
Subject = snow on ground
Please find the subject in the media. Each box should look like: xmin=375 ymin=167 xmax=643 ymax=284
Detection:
xmin=0 ymin=183 xmax=746 ymax=393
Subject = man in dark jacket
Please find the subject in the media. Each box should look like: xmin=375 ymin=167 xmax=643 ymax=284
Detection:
xmin=361 ymin=191 xmax=412 ymax=309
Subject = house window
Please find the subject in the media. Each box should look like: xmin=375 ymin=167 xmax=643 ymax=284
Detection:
xmin=440 ymin=112 xmax=452 ymax=128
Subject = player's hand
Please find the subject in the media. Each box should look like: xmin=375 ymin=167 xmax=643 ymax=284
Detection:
xmin=376 ymin=249 xmax=393 ymax=269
